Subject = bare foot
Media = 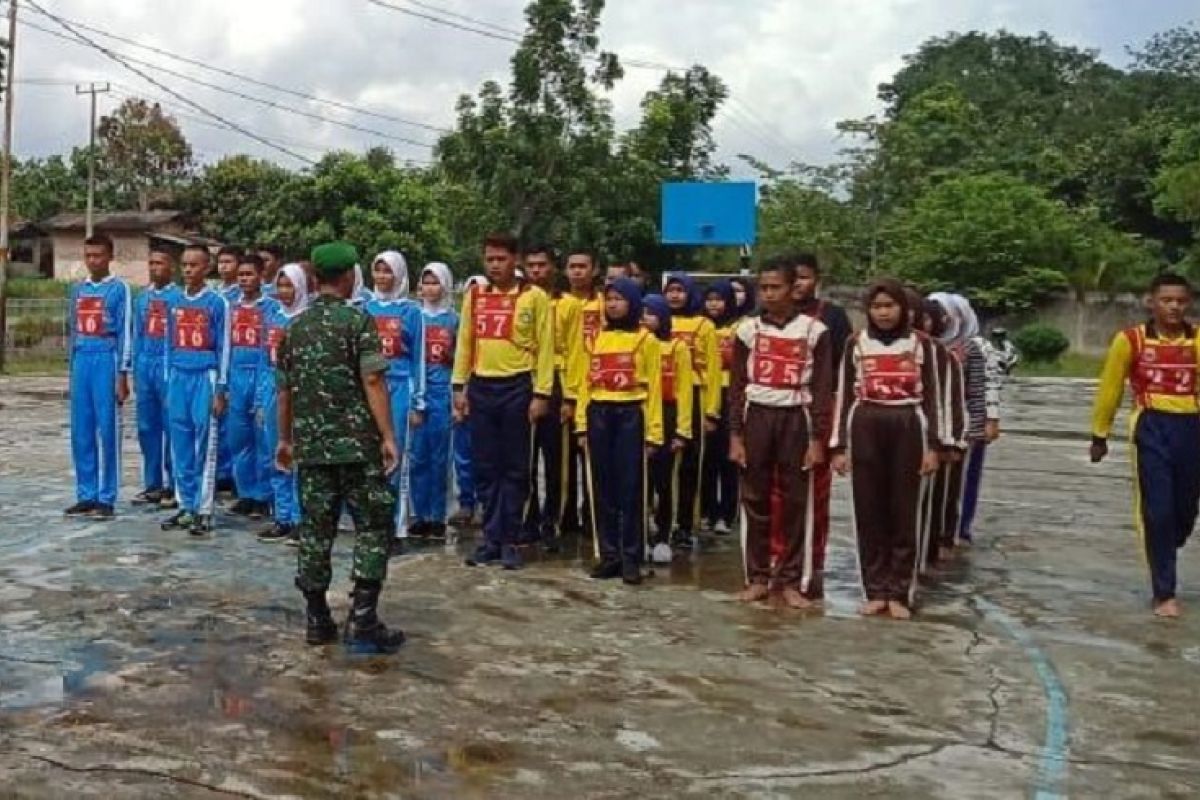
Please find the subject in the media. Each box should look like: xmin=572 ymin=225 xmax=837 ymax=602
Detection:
xmin=887 ymin=601 xmax=913 ymax=620
xmin=737 ymin=583 xmax=770 ymax=603
xmin=781 ymin=588 xmax=812 ymax=610
xmin=859 ymin=599 xmax=888 ymax=616
xmin=1154 ymin=598 xmax=1182 ymax=618
xmin=939 ymin=545 xmax=955 ymax=562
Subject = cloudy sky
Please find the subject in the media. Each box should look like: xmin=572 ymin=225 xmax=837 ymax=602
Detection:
xmin=10 ymin=0 xmax=1198 ymax=176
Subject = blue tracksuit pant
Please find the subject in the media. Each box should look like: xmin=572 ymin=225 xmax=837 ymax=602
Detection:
xmin=958 ymin=441 xmax=988 ymax=541
xmin=135 ymin=356 xmax=172 ymax=493
xmin=387 ymin=375 xmax=414 ymax=529
xmin=1134 ymin=411 xmax=1200 ymax=601
xmin=410 ymin=387 xmax=452 ymax=523
xmin=586 ymin=401 xmax=645 ymax=566
xmin=228 ymin=366 xmax=267 ymax=502
xmin=217 ymin=415 xmax=233 ymax=483
xmin=256 ymin=374 xmax=298 ymax=525
xmin=70 ymin=351 xmax=121 ymax=505
xmin=169 ymin=368 xmax=218 ymax=515
xmin=453 ymin=420 xmax=475 ymax=511
xmin=468 ymin=374 xmax=532 ymax=549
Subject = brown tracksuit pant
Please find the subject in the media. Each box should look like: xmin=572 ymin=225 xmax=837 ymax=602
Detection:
xmin=850 ymin=403 xmax=925 ymax=602
xmin=741 ymin=403 xmax=811 ymax=589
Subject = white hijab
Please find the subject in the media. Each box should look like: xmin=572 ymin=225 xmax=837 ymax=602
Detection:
xmin=948 ymin=294 xmax=980 ymax=341
xmin=421 ymin=262 xmax=454 ymax=314
xmin=928 ymin=291 xmax=961 ymax=344
xmin=371 ymin=250 xmax=409 ymax=301
xmin=278 ymin=263 xmax=310 ymax=317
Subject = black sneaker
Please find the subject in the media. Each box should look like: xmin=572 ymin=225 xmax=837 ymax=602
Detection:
xmin=285 ymin=528 xmax=301 ymax=548
xmin=501 ymin=544 xmax=524 ymax=571
xmin=131 ymin=489 xmax=163 ymax=506
xmin=622 ymin=564 xmax=644 ymax=586
xmin=215 ymin=478 xmax=236 ymax=496
xmin=91 ymin=504 xmax=115 ymax=520
xmin=407 ymin=520 xmax=430 ymax=540
xmin=189 ymin=515 xmax=214 ymax=537
xmin=589 ymin=560 xmax=622 ymax=580
xmin=161 ymin=511 xmax=196 ymax=530
xmin=388 ymin=538 xmax=406 ymax=558
xmin=229 ymin=498 xmax=256 ymax=516
xmin=465 ymin=545 xmax=502 ymax=567
xmin=670 ymin=530 xmax=694 ymax=550
xmin=425 ymin=522 xmax=448 ymax=541
xmin=65 ymin=501 xmax=96 ymax=517
xmin=258 ymin=523 xmax=293 ymax=543
xmin=449 ymin=507 xmax=476 ymax=527
xmin=248 ymin=501 xmax=269 ymax=521
xmin=159 ymin=494 xmax=179 ymax=510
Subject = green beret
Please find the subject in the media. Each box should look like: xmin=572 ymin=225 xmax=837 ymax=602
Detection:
xmin=311 ymin=241 xmax=359 ymax=276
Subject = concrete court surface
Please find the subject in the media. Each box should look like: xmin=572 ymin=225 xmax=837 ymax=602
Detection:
xmin=0 ymin=375 xmax=1198 ymax=799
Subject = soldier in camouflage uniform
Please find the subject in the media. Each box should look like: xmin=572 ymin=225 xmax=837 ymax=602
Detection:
xmin=275 ymin=241 xmax=406 ymax=654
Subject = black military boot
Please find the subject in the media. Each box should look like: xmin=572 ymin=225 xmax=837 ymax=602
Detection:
xmin=302 ymin=589 xmax=338 ymax=645
xmin=343 ymin=580 xmax=405 ymax=655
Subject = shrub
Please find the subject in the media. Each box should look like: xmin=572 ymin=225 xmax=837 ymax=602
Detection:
xmin=6 ymin=278 xmax=71 ymax=299
xmin=1014 ymin=323 xmax=1070 ymax=364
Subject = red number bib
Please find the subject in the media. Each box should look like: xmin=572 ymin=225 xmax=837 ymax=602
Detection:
xmin=1135 ymin=342 xmax=1196 ymax=397
xmin=174 ymin=307 xmax=212 ymax=352
xmin=719 ymin=334 xmax=734 ymax=371
xmin=266 ymin=325 xmax=285 ymax=366
xmin=426 ymin=325 xmax=452 ymax=366
xmin=232 ymin=306 xmax=263 ymax=348
xmin=661 ymin=351 xmax=677 ymax=403
xmin=476 ymin=293 xmax=516 ymax=341
xmin=672 ymin=329 xmax=704 ymax=373
xmin=582 ymin=309 xmax=602 ymax=348
xmin=375 ymin=317 xmax=405 ymax=359
xmin=75 ymin=296 xmax=104 ymax=336
xmin=753 ymin=334 xmax=807 ymax=389
xmin=146 ymin=299 xmax=167 ymax=339
xmin=861 ymin=353 xmax=920 ymax=401
xmin=590 ymin=351 xmax=637 ymax=392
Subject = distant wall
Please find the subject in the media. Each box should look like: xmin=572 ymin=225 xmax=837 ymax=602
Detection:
xmin=821 ymin=287 xmax=1144 ymax=356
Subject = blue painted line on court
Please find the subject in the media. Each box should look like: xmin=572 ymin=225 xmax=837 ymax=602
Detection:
xmin=975 ymin=597 xmax=1069 ymax=800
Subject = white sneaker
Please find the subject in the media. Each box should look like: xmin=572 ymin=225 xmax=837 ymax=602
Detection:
xmin=651 ymin=543 xmax=673 ymax=564
xmin=714 ymin=520 xmax=730 ymax=535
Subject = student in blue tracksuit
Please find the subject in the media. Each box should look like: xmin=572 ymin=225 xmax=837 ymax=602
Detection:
xmin=365 ymin=250 xmax=426 ymax=542
xmin=65 ymin=234 xmax=133 ymax=520
xmin=132 ymin=245 xmax=181 ymax=508
xmin=213 ymin=245 xmax=242 ymax=495
xmin=162 ymin=244 xmax=231 ymax=536
xmin=350 ymin=263 xmax=374 ymax=308
xmin=257 ymin=244 xmax=284 ymax=298
xmin=257 ymin=263 xmax=310 ymax=543
xmin=226 ymin=253 xmax=279 ymax=520
xmin=409 ymin=262 xmax=457 ymax=539
xmin=449 ymin=275 xmax=486 ymax=527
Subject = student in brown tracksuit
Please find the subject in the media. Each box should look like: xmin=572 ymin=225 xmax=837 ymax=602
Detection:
xmin=830 ymin=279 xmax=941 ymax=620
xmin=729 ymin=258 xmax=833 ymax=609
xmin=917 ymin=296 xmax=965 ymax=572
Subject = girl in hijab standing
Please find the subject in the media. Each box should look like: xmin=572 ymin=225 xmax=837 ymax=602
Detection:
xmin=831 ymin=279 xmax=941 ymax=619
xmin=257 ymin=263 xmax=310 ymax=543
xmin=365 ymin=251 xmax=426 ymax=542
xmin=408 ymin=263 xmax=458 ymax=540
xmin=576 ymin=278 xmax=663 ymax=585
xmin=701 ymin=280 xmax=742 ymax=535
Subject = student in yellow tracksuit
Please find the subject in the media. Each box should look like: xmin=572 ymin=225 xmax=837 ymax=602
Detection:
xmin=702 ymin=279 xmax=741 ymax=534
xmin=663 ymin=272 xmax=720 ymax=547
xmin=453 ymin=232 xmax=555 ymax=571
xmin=1091 ymin=272 xmax=1200 ymax=618
xmin=642 ymin=293 xmax=694 ymax=563
xmin=576 ymin=278 xmax=663 ymax=585
xmin=562 ymin=250 xmax=604 ymax=534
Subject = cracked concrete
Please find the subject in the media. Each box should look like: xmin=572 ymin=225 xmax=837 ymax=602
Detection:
xmin=1 ymin=376 xmax=1199 ymax=798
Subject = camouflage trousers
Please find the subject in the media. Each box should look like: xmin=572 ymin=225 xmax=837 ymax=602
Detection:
xmin=295 ymin=461 xmax=394 ymax=592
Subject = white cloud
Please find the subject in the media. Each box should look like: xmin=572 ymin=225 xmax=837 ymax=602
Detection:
xmin=9 ymin=0 xmax=1194 ymax=176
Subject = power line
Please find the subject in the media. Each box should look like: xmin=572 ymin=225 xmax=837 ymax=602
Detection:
xmin=20 ymin=2 xmax=449 ymax=134
xmin=22 ymin=1 xmax=316 ymax=165
xmin=18 ymin=17 xmax=436 ymax=151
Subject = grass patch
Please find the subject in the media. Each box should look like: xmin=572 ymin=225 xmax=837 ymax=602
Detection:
xmin=1015 ymin=352 xmax=1104 ymax=378
xmin=3 ymin=354 xmax=69 ymax=376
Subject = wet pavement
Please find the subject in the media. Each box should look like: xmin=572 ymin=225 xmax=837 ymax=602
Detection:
xmin=1 ymin=375 xmax=1199 ymax=798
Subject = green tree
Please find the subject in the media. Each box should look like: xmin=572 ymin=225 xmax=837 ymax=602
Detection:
xmin=97 ymin=98 xmax=193 ymax=211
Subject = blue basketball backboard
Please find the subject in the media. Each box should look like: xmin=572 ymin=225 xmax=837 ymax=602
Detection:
xmin=661 ymin=182 xmax=757 ymax=246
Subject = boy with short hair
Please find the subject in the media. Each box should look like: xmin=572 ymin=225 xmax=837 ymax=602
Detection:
xmin=65 ymin=234 xmax=132 ymax=519
xmin=1091 ymin=273 xmax=1200 ymax=618
xmin=132 ymin=246 xmax=181 ymax=508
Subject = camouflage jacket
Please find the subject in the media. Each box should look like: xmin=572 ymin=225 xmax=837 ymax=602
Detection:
xmin=277 ymin=294 xmax=389 ymax=466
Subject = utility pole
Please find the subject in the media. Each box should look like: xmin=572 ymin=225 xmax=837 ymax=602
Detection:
xmin=0 ymin=0 xmax=17 ymax=374
xmin=75 ymin=81 xmax=109 ymax=238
